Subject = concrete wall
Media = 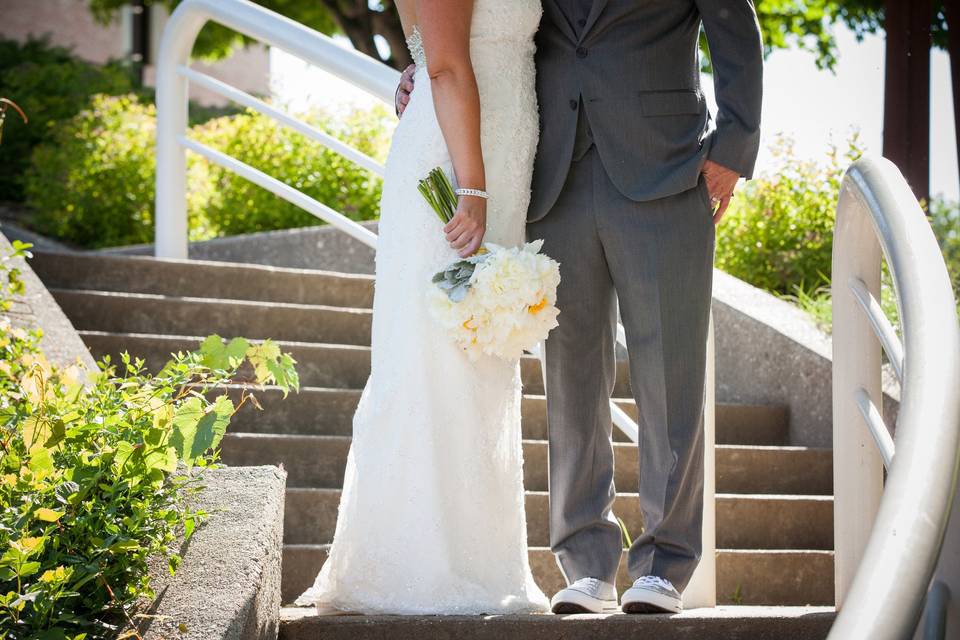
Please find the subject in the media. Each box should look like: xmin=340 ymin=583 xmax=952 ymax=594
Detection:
xmin=0 ymin=231 xmax=95 ymax=369
xmin=0 ymin=0 xmax=128 ymax=66
xmin=0 ymin=0 xmax=269 ymax=106
xmin=140 ymin=465 xmax=286 ymax=640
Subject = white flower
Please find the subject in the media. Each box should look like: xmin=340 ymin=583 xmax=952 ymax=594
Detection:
xmin=427 ymin=241 xmax=561 ymax=361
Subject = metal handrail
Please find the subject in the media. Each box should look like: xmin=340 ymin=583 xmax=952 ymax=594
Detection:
xmin=830 ymin=156 xmax=960 ymax=639
xmin=153 ymin=0 xmax=716 ymax=607
xmin=155 ymin=0 xmax=396 ymax=259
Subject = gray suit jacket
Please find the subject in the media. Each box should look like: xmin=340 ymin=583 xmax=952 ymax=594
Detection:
xmin=528 ymin=0 xmax=764 ymax=222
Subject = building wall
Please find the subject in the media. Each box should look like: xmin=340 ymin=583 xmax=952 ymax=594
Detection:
xmin=0 ymin=0 xmax=270 ymax=106
xmin=0 ymin=0 xmax=129 ymax=64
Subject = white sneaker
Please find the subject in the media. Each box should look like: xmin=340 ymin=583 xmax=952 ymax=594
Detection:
xmin=621 ymin=575 xmax=683 ymax=614
xmin=550 ymin=577 xmax=619 ymax=614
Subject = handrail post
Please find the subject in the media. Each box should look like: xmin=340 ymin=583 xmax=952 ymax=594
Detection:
xmin=827 ymin=156 xmax=960 ymax=640
xmin=155 ymin=2 xmax=204 ymax=259
xmin=684 ymin=310 xmax=717 ymax=608
xmin=831 ymin=180 xmax=885 ymax=607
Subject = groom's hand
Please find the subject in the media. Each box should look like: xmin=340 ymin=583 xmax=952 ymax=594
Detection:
xmin=702 ymin=159 xmax=740 ymax=225
xmin=395 ymin=64 xmax=416 ymax=118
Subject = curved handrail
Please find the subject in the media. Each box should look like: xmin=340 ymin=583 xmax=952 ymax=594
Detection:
xmin=830 ymin=156 xmax=960 ymax=638
xmin=155 ymin=0 xmax=398 ymax=258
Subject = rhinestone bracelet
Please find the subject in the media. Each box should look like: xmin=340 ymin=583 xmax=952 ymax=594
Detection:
xmin=455 ymin=188 xmax=489 ymax=200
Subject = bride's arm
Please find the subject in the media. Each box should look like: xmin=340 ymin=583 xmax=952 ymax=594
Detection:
xmin=417 ymin=0 xmax=486 ymax=257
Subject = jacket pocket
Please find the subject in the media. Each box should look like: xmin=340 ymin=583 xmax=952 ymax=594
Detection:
xmin=638 ymin=89 xmax=702 ymax=117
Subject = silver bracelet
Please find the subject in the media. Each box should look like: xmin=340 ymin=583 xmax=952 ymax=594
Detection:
xmin=455 ymin=188 xmax=489 ymax=200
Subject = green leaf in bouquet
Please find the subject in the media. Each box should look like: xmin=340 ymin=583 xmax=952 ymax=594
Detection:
xmin=449 ymin=284 xmax=470 ymax=303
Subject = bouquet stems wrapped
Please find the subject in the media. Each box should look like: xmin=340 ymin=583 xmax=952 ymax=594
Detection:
xmin=418 ymin=167 xmax=458 ymax=224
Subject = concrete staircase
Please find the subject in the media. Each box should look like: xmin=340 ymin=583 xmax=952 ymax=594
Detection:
xmin=30 ymin=250 xmax=837 ymax=638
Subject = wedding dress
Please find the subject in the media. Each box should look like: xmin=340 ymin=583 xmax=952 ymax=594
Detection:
xmin=293 ymin=0 xmax=549 ymax=615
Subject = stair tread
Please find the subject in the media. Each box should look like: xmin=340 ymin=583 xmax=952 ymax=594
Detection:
xmin=280 ymin=604 xmax=835 ymax=620
xmin=78 ymin=329 xmax=373 ymax=351
xmin=33 ymin=250 xmax=375 ymax=280
xmin=282 ymin=542 xmax=834 ymax=554
xmin=51 ymin=287 xmax=374 ymax=313
xmin=283 ymin=486 xmax=833 ymax=501
xmin=279 ymin=605 xmax=836 ymax=640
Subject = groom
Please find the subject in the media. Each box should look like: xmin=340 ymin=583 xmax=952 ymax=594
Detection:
xmin=398 ymin=0 xmax=763 ymax=616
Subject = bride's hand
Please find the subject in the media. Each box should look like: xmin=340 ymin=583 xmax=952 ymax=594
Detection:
xmin=444 ymin=196 xmax=486 ymax=258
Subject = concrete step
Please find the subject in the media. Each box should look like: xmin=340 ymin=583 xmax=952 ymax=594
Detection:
xmin=223 ymin=386 xmax=790 ymax=446
xmin=53 ymin=289 xmax=372 ymax=346
xmin=80 ymin=332 xmax=373 ymax=389
xmin=716 ymin=446 xmax=832 ymax=495
xmin=221 ymin=433 xmax=832 ymax=496
xmin=283 ymin=488 xmax=832 ymax=550
xmin=76 ymin=331 xmax=631 ymax=395
xmin=280 ymin=545 xmax=834 ymax=607
xmin=31 ymin=250 xmax=375 ymax=308
xmin=280 ymin=606 xmax=836 ymax=640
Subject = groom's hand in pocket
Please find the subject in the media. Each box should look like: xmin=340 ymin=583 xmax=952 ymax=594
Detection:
xmin=395 ymin=64 xmax=416 ymax=118
xmin=702 ymin=159 xmax=740 ymax=225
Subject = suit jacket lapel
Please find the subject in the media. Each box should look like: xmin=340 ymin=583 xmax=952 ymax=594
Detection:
xmin=580 ymin=0 xmax=609 ymax=41
xmin=543 ymin=0 xmax=578 ymax=43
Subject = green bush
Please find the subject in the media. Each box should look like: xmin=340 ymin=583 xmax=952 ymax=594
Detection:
xmin=0 ymin=244 xmax=298 ymax=638
xmin=192 ymin=105 xmax=391 ymax=235
xmin=25 ymin=94 xmax=215 ymax=249
xmin=715 ymin=136 xmax=862 ymax=295
xmin=24 ymin=97 xmax=391 ymax=248
xmin=929 ymin=198 xmax=960 ymax=299
xmin=0 ymin=37 xmax=135 ymax=202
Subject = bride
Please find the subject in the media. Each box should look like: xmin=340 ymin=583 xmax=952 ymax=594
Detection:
xmin=293 ymin=0 xmax=549 ymax=615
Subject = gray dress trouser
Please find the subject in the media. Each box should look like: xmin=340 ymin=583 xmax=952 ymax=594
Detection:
xmin=527 ymin=107 xmax=716 ymax=592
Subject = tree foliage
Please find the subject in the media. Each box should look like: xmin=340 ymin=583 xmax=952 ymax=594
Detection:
xmin=88 ymin=0 xmax=409 ymax=69
xmin=755 ymin=0 xmax=949 ymax=70
xmin=88 ymin=0 xmax=949 ymax=72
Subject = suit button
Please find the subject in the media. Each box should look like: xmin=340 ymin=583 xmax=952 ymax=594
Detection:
xmin=576 ymin=47 xmax=588 ymax=58
xmin=569 ymin=99 xmax=578 ymax=110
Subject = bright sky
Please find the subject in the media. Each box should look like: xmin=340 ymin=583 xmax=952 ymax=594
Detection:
xmin=270 ymin=24 xmax=959 ymax=201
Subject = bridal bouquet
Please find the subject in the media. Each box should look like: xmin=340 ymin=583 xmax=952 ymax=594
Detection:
xmin=419 ymin=168 xmax=561 ymax=361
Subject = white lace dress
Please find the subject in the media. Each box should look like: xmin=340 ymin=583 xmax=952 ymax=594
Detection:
xmin=293 ymin=0 xmax=549 ymax=615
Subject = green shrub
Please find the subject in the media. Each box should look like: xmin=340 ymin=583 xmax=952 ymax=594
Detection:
xmin=0 ymin=37 xmax=135 ymax=201
xmin=716 ymin=136 xmax=862 ymax=295
xmin=24 ymin=98 xmax=391 ymax=248
xmin=25 ymin=94 xmax=215 ymax=248
xmin=929 ymin=198 xmax=960 ymax=300
xmin=0 ymin=244 xmax=299 ymax=638
xmin=192 ymin=105 xmax=391 ymax=235
xmin=0 ymin=37 xmax=74 ymax=79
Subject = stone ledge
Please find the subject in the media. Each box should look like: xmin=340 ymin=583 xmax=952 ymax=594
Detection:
xmin=95 ymin=222 xmax=380 ymax=275
xmin=714 ymin=269 xmax=900 ymax=448
xmin=0 ymin=231 xmax=96 ymax=369
xmin=280 ymin=606 xmax=836 ymax=640
xmin=139 ymin=465 xmax=286 ymax=640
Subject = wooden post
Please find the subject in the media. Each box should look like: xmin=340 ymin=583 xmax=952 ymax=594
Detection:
xmin=945 ymin=0 xmax=960 ymax=196
xmin=883 ymin=0 xmax=932 ymax=203
xmin=130 ymin=0 xmax=150 ymax=86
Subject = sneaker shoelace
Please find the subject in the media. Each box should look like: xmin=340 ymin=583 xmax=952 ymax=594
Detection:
xmin=570 ymin=577 xmax=607 ymax=595
xmin=634 ymin=576 xmax=677 ymax=593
